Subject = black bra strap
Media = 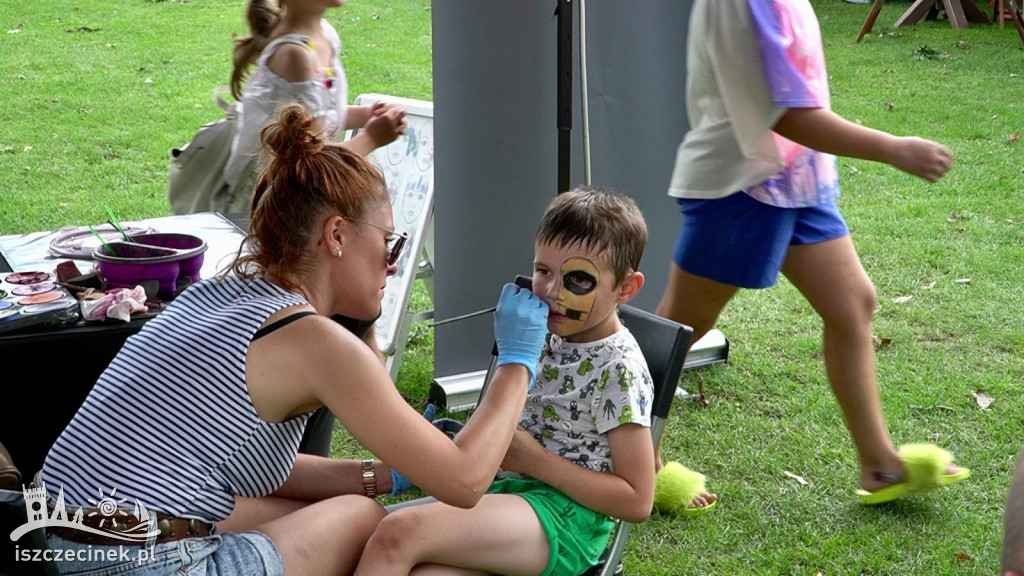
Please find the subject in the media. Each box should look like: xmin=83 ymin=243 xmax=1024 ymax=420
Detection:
xmin=253 ymin=311 xmax=317 ymax=341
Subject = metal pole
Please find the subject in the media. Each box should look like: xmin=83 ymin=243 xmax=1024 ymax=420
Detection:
xmin=556 ymin=0 xmax=573 ymax=194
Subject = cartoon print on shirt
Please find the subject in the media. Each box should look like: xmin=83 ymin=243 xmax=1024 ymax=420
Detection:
xmin=616 ymin=362 xmax=635 ymax=391
xmin=542 ymin=405 xmax=560 ymax=423
xmin=541 ymin=364 xmax=559 ymax=383
xmin=602 ymin=398 xmax=617 ymax=421
xmin=576 ymin=356 xmax=594 ymax=376
xmin=558 ymin=444 xmax=579 ymax=457
xmin=579 ymin=378 xmax=597 ymax=399
xmin=559 ymin=375 xmax=575 ymax=394
xmin=618 ymin=404 xmax=634 ymax=424
xmin=560 ymin=349 xmax=581 ymax=365
xmin=568 ymin=400 xmax=581 ymax=421
xmin=638 ymin=386 xmax=649 ymax=417
xmin=512 ymin=331 xmax=652 ymax=475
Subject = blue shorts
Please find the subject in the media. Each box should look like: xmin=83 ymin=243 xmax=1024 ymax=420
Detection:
xmin=672 ymin=193 xmax=849 ymax=289
xmin=44 ymin=530 xmax=284 ymax=576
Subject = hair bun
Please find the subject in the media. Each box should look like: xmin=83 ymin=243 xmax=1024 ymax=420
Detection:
xmin=260 ymin=103 xmax=324 ymax=162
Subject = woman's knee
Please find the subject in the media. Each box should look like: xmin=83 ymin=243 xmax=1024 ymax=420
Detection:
xmin=328 ymin=494 xmax=388 ymax=532
xmin=365 ymin=507 xmax=430 ymax=558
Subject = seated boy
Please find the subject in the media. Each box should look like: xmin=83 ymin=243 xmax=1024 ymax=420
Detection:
xmin=354 ymin=185 xmax=715 ymax=576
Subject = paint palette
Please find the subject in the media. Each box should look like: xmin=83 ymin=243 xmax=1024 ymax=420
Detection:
xmin=0 ymin=270 xmax=79 ymax=334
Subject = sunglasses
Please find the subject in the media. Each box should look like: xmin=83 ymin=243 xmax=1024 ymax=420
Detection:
xmin=348 ymin=219 xmax=408 ymax=267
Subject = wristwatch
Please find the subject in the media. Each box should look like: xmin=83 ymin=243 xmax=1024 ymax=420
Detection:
xmin=361 ymin=459 xmax=377 ymax=498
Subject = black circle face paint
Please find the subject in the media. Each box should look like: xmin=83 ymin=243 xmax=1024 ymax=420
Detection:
xmin=556 ymin=258 xmax=599 ymax=323
xmin=563 ymin=269 xmax=597 ymax=296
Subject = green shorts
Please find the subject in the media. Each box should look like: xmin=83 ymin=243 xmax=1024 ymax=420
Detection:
xmin=487 ymin=477 xmax=616 ymax=576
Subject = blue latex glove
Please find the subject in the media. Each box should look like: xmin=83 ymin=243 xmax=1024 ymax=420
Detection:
xmin=390 ymin=467 xmax=415 ymax=497
xmin=493 ymin=283 xmax=549 ymax=388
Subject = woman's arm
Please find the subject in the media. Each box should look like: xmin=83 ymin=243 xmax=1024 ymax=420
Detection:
xmin=323 ymin=344 xmax=530 ymax=508
xmin=273 ymin=454 xmax=393 ymax=500
xmin=291 ymin=285 xmax=544 ymax=509
xmin=501 ymin=424 xmax=655 ymax=523
xmin=256 ymin=318 xmax=526 ymax=508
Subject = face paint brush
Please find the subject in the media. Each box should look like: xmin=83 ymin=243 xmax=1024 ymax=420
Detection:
xmin=430 ymin=306 xmax=497 ymax=327
xmin=88 ymin=225 xmax=116 ymax=256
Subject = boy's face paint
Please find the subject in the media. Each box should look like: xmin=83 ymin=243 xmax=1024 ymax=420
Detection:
xmin=535 ymin=240 xmax=625 ymax=342
xmin=556 ymin=257 xmax=599 ymax=327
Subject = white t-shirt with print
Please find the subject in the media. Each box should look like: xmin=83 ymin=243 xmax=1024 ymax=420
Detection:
xmin=502 ymin=328 xmax=653 ymax=477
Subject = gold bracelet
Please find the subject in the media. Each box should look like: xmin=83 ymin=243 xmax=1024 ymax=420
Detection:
xmin=361 ymin=459 xmax=377 ymax=498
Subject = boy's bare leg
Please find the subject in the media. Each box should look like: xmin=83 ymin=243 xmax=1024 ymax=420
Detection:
xmin=260 ymin=495 xmax=386 ymax=576
xmin=354 ymin=494 xmax=550 ymax=576
xmin=781 ymin=235 xmax=961 ymax=492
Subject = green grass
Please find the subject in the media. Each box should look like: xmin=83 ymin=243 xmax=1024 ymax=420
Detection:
xmin=2 ymin=1 xmax=1022 ymax=573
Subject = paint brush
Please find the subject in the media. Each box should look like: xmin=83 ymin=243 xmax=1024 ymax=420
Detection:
xmin=105 ymin=205 xmax=133 ymax=242
xmin=430 ymin=306 xmax=497 ymax=327
xmin=88 ymin=225 xmax=116 ymax=256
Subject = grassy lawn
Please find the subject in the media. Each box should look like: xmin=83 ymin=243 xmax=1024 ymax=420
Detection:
xmin=2 ymin=1 xmax=1022 ymax=574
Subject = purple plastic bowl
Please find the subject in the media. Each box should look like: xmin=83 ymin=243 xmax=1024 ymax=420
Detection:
xmin=130 ymin=233 xmax=208 ymax=284
xmin=92 ymin=243 xmax=182 ymax=295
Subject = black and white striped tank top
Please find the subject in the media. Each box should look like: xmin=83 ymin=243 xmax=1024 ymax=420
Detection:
xmin=42 ymin=276 xmax=313 ymax=522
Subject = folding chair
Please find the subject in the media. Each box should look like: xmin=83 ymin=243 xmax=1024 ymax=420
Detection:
xmin=387 ymin=275 xmax=694 ymax=576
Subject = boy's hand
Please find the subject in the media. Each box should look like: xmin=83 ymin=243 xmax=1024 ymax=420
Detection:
xmin=493 ymin=283 xmax=549 ymax=388
xmin=500 ymin=426 xmax=548 ymax=476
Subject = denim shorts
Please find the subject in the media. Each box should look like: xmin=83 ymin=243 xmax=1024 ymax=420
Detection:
xmin=672 ymin=193 xmax=849 ymax=289
xmin=44 ymin=530 xmax=285 ymax=576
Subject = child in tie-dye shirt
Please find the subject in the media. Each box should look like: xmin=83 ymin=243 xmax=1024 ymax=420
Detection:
xmin=652 ymin=0 xmax=968 ymax=509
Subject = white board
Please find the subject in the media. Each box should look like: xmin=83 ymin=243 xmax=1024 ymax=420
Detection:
xmin=349 ymin=94 xmax=434 ymax=359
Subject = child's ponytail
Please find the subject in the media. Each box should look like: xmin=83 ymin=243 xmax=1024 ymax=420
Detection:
xmin=230 ymin=0 xmax=282 ymax=100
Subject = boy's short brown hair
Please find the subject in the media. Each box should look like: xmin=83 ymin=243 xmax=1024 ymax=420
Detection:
xmin=536 ymin=185 xmax=647 ymax=286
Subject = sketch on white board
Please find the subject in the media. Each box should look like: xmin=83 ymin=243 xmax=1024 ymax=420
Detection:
xmin=351 ymin=94 xmax=434 ymax=359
